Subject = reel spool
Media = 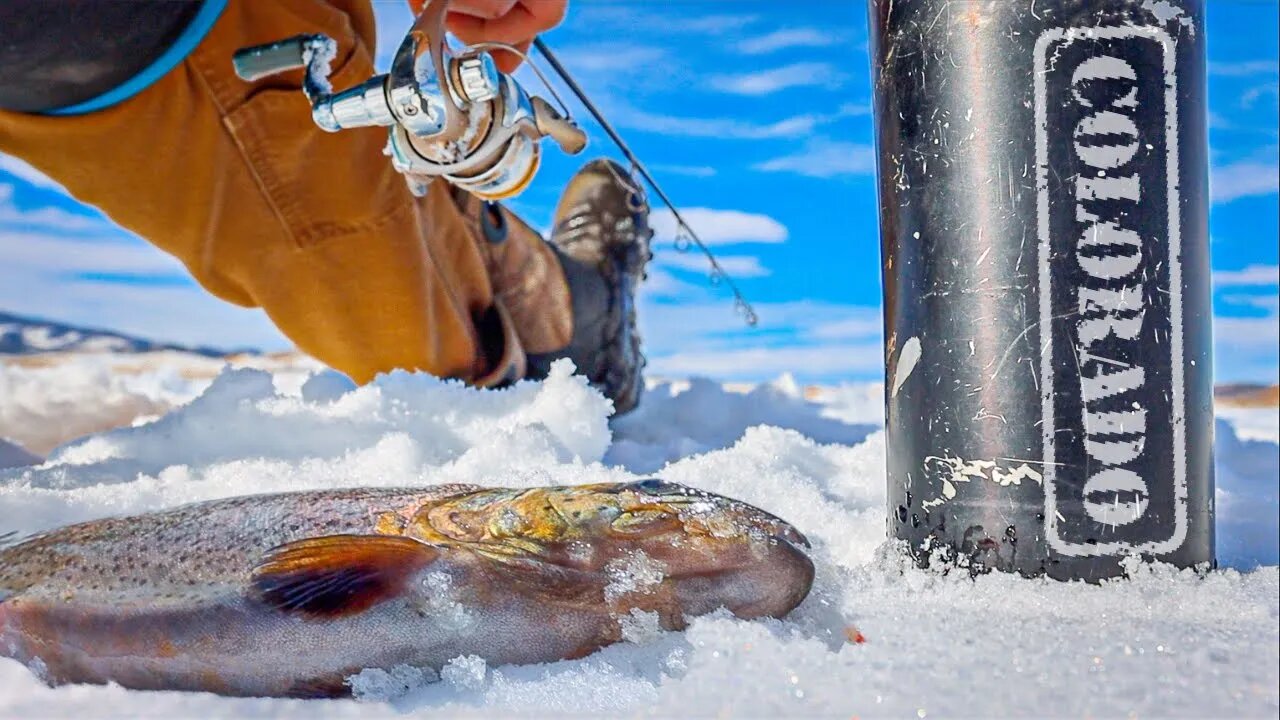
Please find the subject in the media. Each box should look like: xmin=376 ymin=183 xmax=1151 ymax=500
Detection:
xmin=231 ymin=0 xmax=585 ymax=200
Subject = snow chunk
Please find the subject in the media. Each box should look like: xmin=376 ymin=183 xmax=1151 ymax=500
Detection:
xmin=441 ymin=655 xmax=487 ymax=692
xmin=619 ymin=609 xmax=665 ymax=645
xmin=421 ymin=571 xmax=475 ymax=633
xmin=604 ymin=550 xmax=668 ymax=603
xmin=300 ymin=369 xmax=357 ymax=403
xmin=347 ymin=664 xmax=436 ymax=702
xmin=610 ymin=375 xmax=878 ymax=473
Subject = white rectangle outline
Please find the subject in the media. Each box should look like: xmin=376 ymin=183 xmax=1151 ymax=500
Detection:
xmin=1035 ymin=25 xmax=1187 ymax=557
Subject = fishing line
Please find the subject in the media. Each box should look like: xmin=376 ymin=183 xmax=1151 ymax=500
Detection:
xmin=530 ymin=38 xmax=759 ymax=327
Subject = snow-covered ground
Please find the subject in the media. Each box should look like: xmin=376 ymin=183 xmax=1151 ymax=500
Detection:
xmin=1 ymin=353 xmax=1277 ymax=717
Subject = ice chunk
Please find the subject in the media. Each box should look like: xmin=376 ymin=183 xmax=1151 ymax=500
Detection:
xmin=346 ymin=664 xmax=435 ymax=701
xmin=604 ymin=550 xmax=667 ymax=603
xmin=300 ymin=370 xmax=356 ymax=403
xmin=441 ymin=655 xmax=487 ymax=692
xmin=421 ymin=571 xmax=475 ymax=633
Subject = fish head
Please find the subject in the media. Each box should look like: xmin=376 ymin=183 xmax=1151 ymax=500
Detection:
xmin=415 ymin=480 xmax=813 ymax=619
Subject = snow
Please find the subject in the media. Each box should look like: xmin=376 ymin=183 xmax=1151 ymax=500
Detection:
xmin=1 ymin=353 xmax=1277 ymax=717
xmin=0 ymin=351 xmax=320 ymax=455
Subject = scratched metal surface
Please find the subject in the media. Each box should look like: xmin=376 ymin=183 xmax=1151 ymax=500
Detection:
xmin=868 ymin=0 xmax=1213 ymax=580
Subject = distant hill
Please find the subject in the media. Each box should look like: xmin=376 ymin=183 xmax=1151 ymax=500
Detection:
xmin=1216 ymin=383 xmax=1280 ymax=408
xmin=0 ymin=311 xmax=240 ymax=357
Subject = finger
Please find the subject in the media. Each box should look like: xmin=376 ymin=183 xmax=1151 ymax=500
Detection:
xmin=445 ymin=13 xmax=495 ymax=44
xmin=514 ymin=0 xmax=567 ymax=33
xmin=447 ymin=14 xmax=533 ymax=72
xmin=445 ymin=10 xmax=533 ymax=46
xmin=491 ymin=40 xmax=531 ymax=74
xmin=447 ymin=0 xmax=565 ymax=72
xmin=446 ymin=0 xmax=517 ymax=20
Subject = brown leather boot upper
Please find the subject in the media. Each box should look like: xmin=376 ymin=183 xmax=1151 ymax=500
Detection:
xmin=451 ymin=188 xmax=574 ymax=359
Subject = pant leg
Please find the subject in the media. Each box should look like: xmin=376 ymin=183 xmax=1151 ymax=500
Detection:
xmin=0 ymin=0 xmax=528 ymax=385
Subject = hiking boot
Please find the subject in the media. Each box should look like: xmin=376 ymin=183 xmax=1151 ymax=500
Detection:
xmin=527 ymin=159 xmax=652 ymax=415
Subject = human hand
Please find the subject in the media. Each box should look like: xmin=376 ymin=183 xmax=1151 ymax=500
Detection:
xmin=444 ymin=0 xmax=568 ymax=73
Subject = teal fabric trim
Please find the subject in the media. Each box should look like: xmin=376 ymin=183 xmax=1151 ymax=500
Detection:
xmin=46 ymin=0 xmax=229 ymax=116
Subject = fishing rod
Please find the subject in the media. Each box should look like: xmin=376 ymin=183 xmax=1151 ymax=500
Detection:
xmin=532 ymin=38 xmax=758 ymax=327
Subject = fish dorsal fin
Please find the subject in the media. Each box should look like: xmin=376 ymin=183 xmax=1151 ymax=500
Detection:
xmin=251 ymin=534 xmax=439 ymax=618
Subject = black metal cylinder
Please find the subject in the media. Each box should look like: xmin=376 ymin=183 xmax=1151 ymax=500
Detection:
xmin=869 ymin=0 xmax=1213 ymax=580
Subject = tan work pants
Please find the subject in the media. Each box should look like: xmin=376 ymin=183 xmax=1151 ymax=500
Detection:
xmin=0 ymin=0 xmax=572 ymax=385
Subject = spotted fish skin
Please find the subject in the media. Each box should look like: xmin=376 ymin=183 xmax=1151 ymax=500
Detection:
xmin=0 ymin=487 xmax=485 ymax=697
xmin=0 ymin=482 xmax=814 ymax=698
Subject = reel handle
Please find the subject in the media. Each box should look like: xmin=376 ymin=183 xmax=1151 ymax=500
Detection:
xmin=231 ymin=35 xmax=317 ymax=83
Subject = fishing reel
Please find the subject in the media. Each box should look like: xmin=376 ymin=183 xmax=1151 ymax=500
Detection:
xmin=231 ymin=0 xmax=586 ymax=200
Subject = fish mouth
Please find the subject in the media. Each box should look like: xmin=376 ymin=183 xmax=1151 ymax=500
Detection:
xmin=601 ymin=479 xmax=811 ymax=549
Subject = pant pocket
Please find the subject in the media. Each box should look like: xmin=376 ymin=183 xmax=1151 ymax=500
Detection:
xmin=220 ymin=7 xmax=409 ymax=248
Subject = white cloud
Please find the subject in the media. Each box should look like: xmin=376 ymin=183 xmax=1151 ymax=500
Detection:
xmin=0 ymin=154 xmax=69 ymax=195
xmin=650 ymin=208 xmax=788 ymax=246
xmin=1209 ymin=60 xmax=1279 ymax=77
xmin=1207 ymin=110 xmax=1236 ymax=130
xmin=1215 ymin=314 xmax=1279 ymax=354
xmin=651 ymin=343 xmax=882 ymax=379
xmin=639 ymin=268 xmax=708 ymax=301
xmin=1240 ymin=84 xmax=1279 ymax=110
xmin=754 ymin=140 xmax=877 ymax=178
xmin=708 ymin=62 xmax=844 ymax=96
xmin=2 ymin=280 xmax=290 ymax=352
xmin=675 ymin=14 xmax=760 ymax=34
xmin=1214 ymin=264 xmax=1280 ymax=287
xmin=575 ymin=7 xmax=758 ymax=35
xmin=606 ymin=99 xmax=866 ymax=141
xmin=1 ymin=153 xmax=276 ymax=354
xmin=1212 ymin=284 xmax=1280 ymax=382
xmin=0 ymin=221 xmax=288 ymax=351
xmin=643 ymin=299 xmax=873 ymax=343
xmin=738 ymin=28 xmax=842 ymax=55
xmin=640 ymin=299 xmax=884 ymax=381
xmin=1222 ymin=294 xmax=1280 ymax=314
xmin=549 ymin=44 xmax=667 ymax=73
xmin=0 ymin=228 xmax=182 ymax=276
xmin=0 ymin=203 xmax=112 ymax=234
xmin=656 ymin=251 xmax=770 ymax=278
xmin=0 ymin=183 xmax=115 ymax=233
xmin=1211 ymin=160 xmax=1280 ymax=203
xmin=806 ymin=315 xmax=883 ymax=341
xmin=650 ymin=164 xmax=717 ymax=178
xmin=372 ymin=1 xmax=413 ymax=71
xmin=608 ymin=102 xmax=825 ymax=140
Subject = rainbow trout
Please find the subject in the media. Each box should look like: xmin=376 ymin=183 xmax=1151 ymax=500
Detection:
xmin=0 ymin=480 xmax=813 ymax=697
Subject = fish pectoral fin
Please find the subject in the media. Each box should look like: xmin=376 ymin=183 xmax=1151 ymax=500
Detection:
xmin=481 ymin=552 xmax=603 ymax=603
xmin=250 ymin=534 xmax=439 ymax=618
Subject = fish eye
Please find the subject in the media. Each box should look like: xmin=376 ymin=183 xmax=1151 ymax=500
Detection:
xmin=631 ymin=479 xmax=668 ymax=493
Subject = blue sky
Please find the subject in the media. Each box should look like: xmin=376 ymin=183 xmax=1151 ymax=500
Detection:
xmin=0 ymin=0 xmax=1276 ymax=383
